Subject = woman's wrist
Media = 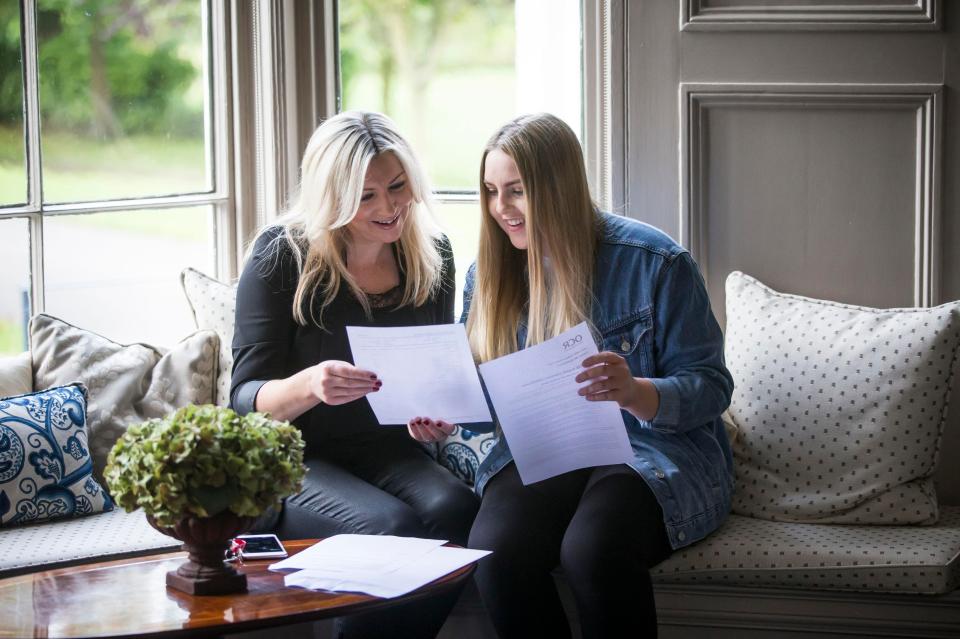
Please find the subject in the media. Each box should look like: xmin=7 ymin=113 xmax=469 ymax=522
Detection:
xmin=255 ymin=369 xmax=322 ymax=422
xmin=625 ymin=377 xmax=660 ymax=422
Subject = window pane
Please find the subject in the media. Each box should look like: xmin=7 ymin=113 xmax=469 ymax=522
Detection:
xmin=433 ymin=200 xmax=482 ymax=318
xmin=0 ymin=3 xmax=27 ymax=206
xmin=37 ymin=0 xmax=209 ymax=203
xmin=339 ymin=0 xmax=582 ymax=191
xmin=0 ymin=217 xmax=31 ymax=355
xmin=43 ymin=207 xmax=214 ymax=347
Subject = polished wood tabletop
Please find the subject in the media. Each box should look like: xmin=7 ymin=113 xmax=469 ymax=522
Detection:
xmin=0 ymin=539 xmax=475 ymax=638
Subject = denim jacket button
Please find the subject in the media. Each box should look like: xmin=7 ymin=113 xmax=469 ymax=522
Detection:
xmin=677 ymin=531 xmax=686 ymax=542
xmin=654 ymin=468 xmax=665 ymax=479
xmin=620 ymin=339 xmax=630 ymax=352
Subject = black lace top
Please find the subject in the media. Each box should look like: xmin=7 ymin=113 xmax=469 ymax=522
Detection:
xmin=366 ymin=284 xmax=404 ymax=309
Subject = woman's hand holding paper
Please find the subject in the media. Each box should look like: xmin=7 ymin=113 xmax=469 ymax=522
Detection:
xmin=407 ymin=417 xmax=456 ymax=443
xmin=310 ymin=360 xmax=381 ymax=406
xmin=576 ymin=352 xmax=660 ymax=421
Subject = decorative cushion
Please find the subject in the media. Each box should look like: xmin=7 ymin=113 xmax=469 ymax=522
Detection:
xmin=0 ymin=351 xmax=32 ymax=397
xmin=0 ymin=384 xmax=113 ymax=526
xmin=652 ymin=507 xmax=960 ymax=594
xmin=30 ymin=314 xmax=218 ymax=486
xmin=725 ymin=272 xmax=960 ymax=524
xmin=181 ymin=267 xmax=237 ymax=407
xmin=438 ymin=425 xmax=497 ymax=486
xmin=0 ymin=507 xmax=178 ymax=577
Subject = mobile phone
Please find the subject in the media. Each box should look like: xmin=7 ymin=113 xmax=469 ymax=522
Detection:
xmin=233 ymin=534 xmax=288 ymax=559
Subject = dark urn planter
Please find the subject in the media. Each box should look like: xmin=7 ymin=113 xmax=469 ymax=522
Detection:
xmin=149 ymin=510 xmax=258 ymax=596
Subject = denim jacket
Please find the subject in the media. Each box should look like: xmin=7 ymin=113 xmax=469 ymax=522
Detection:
xmin=461 ymin=212 xmax=735 ymax=550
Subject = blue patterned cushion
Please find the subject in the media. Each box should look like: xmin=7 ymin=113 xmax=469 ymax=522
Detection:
xmin=438 ymin=426 xmax=497 ymax=486
xmin=0 ymin=384 xmax=113 ymax=526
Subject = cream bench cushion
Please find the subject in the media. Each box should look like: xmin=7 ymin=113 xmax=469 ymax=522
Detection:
xmin=652 ymin=506 xmax=960 ymax=594
xmin=0 ymin=508 xmax=178 ymax=577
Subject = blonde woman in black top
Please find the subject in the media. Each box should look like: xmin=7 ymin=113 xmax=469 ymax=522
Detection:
xmin=231 ymin=111 xmax=478 ymax=639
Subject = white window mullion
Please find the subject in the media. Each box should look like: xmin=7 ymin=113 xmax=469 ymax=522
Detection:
xmin=434 ymin=192 xmax=481 ymax=203
xmin=208 ymin=0 xmax=236 ymax=280
xmin=22 ymin=0 xmax=44 ymax=310
xmin=43 ymin=193 xmax=228 ymax=216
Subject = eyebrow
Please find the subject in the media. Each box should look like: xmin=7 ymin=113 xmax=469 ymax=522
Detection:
xmin=483 ymin=179 xmax=522 ymax=188
xmin=363 ymin=172 xmax=406 ymax=191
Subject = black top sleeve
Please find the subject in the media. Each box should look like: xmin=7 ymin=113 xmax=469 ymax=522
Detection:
xmin=230 ymin=228 xmax=300 ymax=413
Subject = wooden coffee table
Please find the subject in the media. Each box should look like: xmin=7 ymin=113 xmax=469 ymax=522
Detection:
xmin=0 ymin=539 xmax=476 ymax=638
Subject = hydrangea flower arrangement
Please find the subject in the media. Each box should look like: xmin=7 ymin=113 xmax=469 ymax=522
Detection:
xmin=105 ymin=405 xmax=305 ymax=527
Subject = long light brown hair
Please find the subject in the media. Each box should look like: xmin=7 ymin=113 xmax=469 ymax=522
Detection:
xmin=252 ymin=111 xmax=442 ymax=327
xmin=467 ymin=113 xmax=598 ymax=362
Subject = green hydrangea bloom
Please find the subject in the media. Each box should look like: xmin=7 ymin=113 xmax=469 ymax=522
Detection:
xmin=105 ymin=405 xmax=306 ymax=528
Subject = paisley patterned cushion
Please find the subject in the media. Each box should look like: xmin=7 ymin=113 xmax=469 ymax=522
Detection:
xmin=438 ymin=426 xmax=497 ymax=486
xmin=0 ymin=384 xmax=113 ymax=527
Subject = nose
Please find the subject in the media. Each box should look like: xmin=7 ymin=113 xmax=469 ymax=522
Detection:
xmin=369 ymin=189 xmax=393 ymax=214
xmin=494 ymin=192 xmax=507 ymax=215
xmin=388 ymin=188 xmax=407 ymax=211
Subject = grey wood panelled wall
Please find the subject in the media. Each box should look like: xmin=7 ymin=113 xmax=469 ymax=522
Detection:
xmin=620 ymin=1 xmax=960 ymax=503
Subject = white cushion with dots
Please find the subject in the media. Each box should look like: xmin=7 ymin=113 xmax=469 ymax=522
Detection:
xmin=652 ymin=507 xmax=960 ymax=594
xmin=180 ymin=268 xmax=237 ymax=407
xmin=724 ymin=272 xmax=960 ymax=524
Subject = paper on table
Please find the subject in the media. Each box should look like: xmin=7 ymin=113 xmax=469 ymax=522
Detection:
xmin=346 ymin=324 xmax=492 ymax=425
xmin=478 ymin=322 xmax=634 ymax=485
xmin=284 ymin=545 xmax=491 ymax=599
xmin=269 ymin=534 xmax=447 ymax=574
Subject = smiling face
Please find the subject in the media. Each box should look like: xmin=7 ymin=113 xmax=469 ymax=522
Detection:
xmin=483 ymin=149 xmax=528 ymax=250
xmin=347 ymin=151 xmax=413 ymax=248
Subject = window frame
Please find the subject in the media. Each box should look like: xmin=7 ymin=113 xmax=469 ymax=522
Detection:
xmin=0 ymin=0 xmax=238 ymax=316
xmin=234 ymin=0 xmax=627 ymax=266
xmin=1 ymin=0 xmax=627 ymax=320
xmin=323 ymin=0 xmax=622 ymax=210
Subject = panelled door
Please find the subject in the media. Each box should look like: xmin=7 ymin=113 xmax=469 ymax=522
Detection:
xmin=619 ymin=0 xmax=959 ymax=502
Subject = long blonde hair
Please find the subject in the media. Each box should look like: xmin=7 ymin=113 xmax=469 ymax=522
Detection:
xmin=467 ymin=113 xmax=598 ymax=362
xmin=253 ymin=111 xmax=442 ymax=327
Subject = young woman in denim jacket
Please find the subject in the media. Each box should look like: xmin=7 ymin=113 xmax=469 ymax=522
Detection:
xmin=409 ymin=113 xmax=735 ymax=638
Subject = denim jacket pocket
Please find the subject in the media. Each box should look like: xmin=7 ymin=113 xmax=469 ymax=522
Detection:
xmin=599 ymin=307 xmax=654 ymax=376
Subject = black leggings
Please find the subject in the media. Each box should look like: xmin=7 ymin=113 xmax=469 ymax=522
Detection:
xmin=273 ymin=430 xmax=480 ymax=639
xmin=468 ymin=462 xmax=673 ymax=639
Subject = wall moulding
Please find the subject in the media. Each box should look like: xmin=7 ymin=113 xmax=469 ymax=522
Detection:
xmin=680 ymin=0 xmax=939 ymax=31
xmin=679 ymin=83 xmax=943 ymax=307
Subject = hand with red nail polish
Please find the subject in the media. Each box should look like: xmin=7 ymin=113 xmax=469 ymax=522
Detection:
xmin=406 ymin=416 xmax=456 ymax=443
xmin=307 ymin=360 xmax=381 ymax=406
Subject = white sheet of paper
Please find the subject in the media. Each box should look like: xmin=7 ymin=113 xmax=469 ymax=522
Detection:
xmin=283 ymin=545 xmax=491 ymax=599
xmin=269 ymin=534 xmax=447 ymax=574
xmin=346 ymin=324 xmax=492 ymax=425
xmin=478 ymin=322 xmax=634 ymax=484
